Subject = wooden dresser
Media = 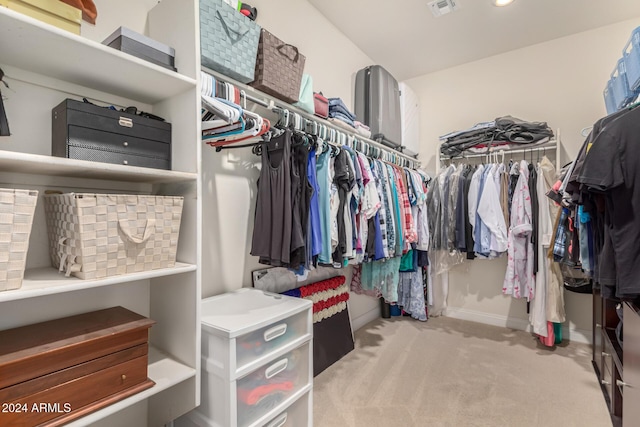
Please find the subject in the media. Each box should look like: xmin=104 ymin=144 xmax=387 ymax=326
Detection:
xmin=593 ymin=289 xmax=640 ymax=426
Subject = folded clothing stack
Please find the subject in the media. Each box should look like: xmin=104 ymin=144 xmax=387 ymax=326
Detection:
xmin=439 ymin=116 xmax=554 ymax=157
xmin=328 ymin=98 xmax=356 ymax=128
xmin=354 ymin=121 xmax=371 ymax=138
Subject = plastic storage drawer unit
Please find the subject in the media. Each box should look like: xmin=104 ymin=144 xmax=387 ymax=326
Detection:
xmin=179 ymin=288 xmax=313 ymax=427
xmin=624 ymin=27 xmax=640 ymax=92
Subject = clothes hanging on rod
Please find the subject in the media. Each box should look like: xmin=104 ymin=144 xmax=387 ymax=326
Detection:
xmin=201 ymin=69 xmax=432 ymax=320
xmin=201 ymin=70 xmax=420 ymax=168
xmin=428 ymin=153 xmax=564 ymax=341
xmin=562 ymin=103 xmax=640 ymax=301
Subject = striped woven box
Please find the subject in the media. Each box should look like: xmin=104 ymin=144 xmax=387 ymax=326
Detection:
xmin=0 ymin=189 xmax=38 ymax=291
xmin=44 ymin=193 xmax=183 ymax=280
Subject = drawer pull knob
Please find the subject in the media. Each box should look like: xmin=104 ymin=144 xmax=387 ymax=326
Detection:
xmin=266 ymin=412 xmax=288 ymax=427
xmin=123 ymin=142 xmax=129 ymax=147
xmin=264 ymin=323 xmax=287 ymax=342
xmin=119 ymin=117 xmax=133 ymax=128
xmin=121 ymin=374 xmax=127 ymax=381
xmin=265 ymin=358 xmax=288 ymax=379
xmin=602 ymin=380 xmax=611 ymax=385
xmin=617 ymin=380 xmax=630 ymax=388
xmin=602 ymin=352 xmax=610 ymax=358
xmin=595 ymin=323 xmax=602 ymax=328
xmin=123 ymin=160 xmax=129 ymax=165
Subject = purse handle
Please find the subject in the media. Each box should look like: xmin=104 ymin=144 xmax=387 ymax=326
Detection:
xmin=216 ymin=10 xmax=249 ymax=44
xmin=276 ymin=44 xmax=300 ymax=63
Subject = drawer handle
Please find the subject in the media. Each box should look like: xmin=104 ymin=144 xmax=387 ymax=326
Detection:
xmin=264 ymin=323 xmax=287 ymax=342
xmin=595 ymin=323 xmax=602 ymax=329
xmin=617 ymin=380 xmax=630 ymax=388
xmin=119 ymin=117 xmax=133 ymax=128
xmin=602 ymin=380 xmax=611 ymax=386
xmin=265 ymin=358 xmax=288 ymax=379
xmin=123 ymin=160 xmax=129 ymax=165
xmin=266 ymin=412 xmax=288 ymax=427
xmin=602 ymin=352 xmax=611 ymax=358
xmin=123 ymin=141 xmax=129 ymax=147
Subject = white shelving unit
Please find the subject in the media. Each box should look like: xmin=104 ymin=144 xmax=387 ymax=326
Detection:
xmin=0 ymin=1 xmax=202 ymax=425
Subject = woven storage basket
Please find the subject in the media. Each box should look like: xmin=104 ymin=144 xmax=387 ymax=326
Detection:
xmin=43 ymin=193 xmax=183 ymax=280
xmin=250 ymin=29 xmax=306 ymax=104
xmin=0 ymin=189 xmax=38 ymax=291
xmin=200 ymin=0 xmax=261 ymax=84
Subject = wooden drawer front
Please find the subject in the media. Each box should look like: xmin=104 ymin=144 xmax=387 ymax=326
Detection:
xmin=0 ymin=344 xmax=147 ymax=403
xmin=235 ymin=310 xmax=309 ymax=374
xmin=602 ymin=356 xmax=613 ymax=406
xmin=0 ymin=328 xmax=149 ymax=390
xmin=623 ymin=303 xmax=640 ymax=423
xmin=602 ymin=337 xmax=613 ymax=387
xmin=0 ymin=355 xmax=152 ymax=426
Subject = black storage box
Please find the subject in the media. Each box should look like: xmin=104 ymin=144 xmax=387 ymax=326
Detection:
xmin=52 ymin=99 xmax=172 ymax=170
xmin=102 ymin=27 xmax=176 ymax=72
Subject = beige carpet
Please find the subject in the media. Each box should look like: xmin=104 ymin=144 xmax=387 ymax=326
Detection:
xmin=313 ymin=317 xmax=612 ymax=427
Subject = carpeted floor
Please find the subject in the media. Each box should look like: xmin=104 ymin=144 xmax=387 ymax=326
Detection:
xmin=313 ymin=317 xmax=612 ymax=427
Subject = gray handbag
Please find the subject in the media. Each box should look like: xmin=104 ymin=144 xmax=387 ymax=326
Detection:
xmin=200 ymin=0 xmax=261 ymax=83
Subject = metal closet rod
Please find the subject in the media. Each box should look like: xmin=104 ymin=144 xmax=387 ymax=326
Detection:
xmin=201 ymin=67 xmax=420 ymax=166
xmin=441 ymin=141 xmax=558 ymax=160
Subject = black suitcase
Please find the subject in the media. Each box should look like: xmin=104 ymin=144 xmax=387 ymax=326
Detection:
xmin=354 ymin=65 xmax=402 ymax=149
xmin=52 ymin=99 xmax=172 ymax=170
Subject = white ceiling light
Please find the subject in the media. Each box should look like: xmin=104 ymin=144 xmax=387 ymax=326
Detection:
xmin=493 ymin=0 xmax=515 ymax=6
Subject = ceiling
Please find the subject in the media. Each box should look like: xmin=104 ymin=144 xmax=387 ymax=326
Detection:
xmin=307 ymin=0 xmax=640 ymax=80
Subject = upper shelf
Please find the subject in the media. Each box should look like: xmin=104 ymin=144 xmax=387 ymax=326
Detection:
xmin=0 ymin=7 xmax=197 ymax=104
xmin=0 ymin=150 xmax=198 ymax=184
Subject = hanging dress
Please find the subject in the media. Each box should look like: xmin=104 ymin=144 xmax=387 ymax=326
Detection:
xmin=250 ymin=130 xmax=293 ymax=266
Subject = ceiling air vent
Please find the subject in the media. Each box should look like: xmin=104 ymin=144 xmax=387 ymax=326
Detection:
xmin=428 ymin=0 xmax=459 ymax=17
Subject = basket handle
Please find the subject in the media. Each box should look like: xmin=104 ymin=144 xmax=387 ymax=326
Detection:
xmin=276 ymin=44 xmax=300 ymax=63
xmin=118 ymin=219 xmax=156 ymax=244
xmin=216 ymin=10 xmax=249 ymax=44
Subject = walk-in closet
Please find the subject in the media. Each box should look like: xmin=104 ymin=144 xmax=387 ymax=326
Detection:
xmin=0 ymin=0 xmax=639 ymax=426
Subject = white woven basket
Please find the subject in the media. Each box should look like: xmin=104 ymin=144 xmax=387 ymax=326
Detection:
xmin=0 ymin=189 xmax=38 ymax=291
xmin=44 ymin=193 xmax=184 ymax=280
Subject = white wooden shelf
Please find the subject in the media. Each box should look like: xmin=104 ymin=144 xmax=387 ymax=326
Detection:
xmin=0 ymin=150 xmax=197 ymax=184
xmin=0 ymin=7 xmax=196 ymax=104
xmin=64 ymin=346 xmax=197 ymax=427
xmin=0 ymin=263 xmax=197 ymax=303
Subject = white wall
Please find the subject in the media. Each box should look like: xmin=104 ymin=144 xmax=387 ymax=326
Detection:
xmin=200 ymin=0 xmax=380 ymax=327
xmin=405 ymin=18 xmax=640 ymax=341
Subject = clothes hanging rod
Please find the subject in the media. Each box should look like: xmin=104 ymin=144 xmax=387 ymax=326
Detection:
xmin=201 ymin=66 xmax=420 ymax=166
xmin=441 ymin=141 xmax=557 ymax=161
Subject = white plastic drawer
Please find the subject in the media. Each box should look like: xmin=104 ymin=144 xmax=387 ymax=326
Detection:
xmin=263 ymin=392 xmax=311 ymax=427
xmin=237 ymin=343 xmax=310 ymax=427
xmin=235 ymin=310 xmax=309 ymax=372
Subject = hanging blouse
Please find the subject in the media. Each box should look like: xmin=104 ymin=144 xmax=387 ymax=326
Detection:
xmin=316 ymin=149 xmax=333 ymax=264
